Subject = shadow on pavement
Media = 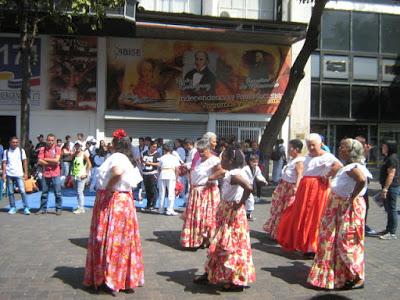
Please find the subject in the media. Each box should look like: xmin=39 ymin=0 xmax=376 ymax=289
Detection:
xmin=69 ymin=237 xmax=88 ymax=249
xmin=157 ymin=268 xmax=220 ymax=295
xmin=309 ymin=294 xmax=353 ymax=300
xmin=147 ymin=230 xmax=182 ymax=250
xmin=261 ymin=261 xmax=310 ymax=288
xmin=250 ymin=230 xmax=300 ymax=260
xmin=52 ymin=266 xmax=94 ymax=294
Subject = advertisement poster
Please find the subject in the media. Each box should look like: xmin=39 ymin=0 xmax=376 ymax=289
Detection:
xmin=48 ymin=36 xmax=97 ymax=110
xmin=107 ymin=38 xmax=291 ymax=114
xmin=0 ymin=36 xmax=41 ymax=106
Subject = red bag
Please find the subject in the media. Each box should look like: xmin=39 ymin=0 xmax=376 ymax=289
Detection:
xmin=65 ymin=175 xmax=74 ymax=188
xmin=175 ymin=181 xmax=184 ymax=197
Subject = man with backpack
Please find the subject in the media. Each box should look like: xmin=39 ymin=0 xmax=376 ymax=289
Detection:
xmin=1 ymin=136 xmax=30 ymax=215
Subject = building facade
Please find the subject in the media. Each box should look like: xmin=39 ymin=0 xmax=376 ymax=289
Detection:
xmin=309 ymin=0 xmax=400 ymax=162
xmin=0 ymin=0 xmax=312 ymax=147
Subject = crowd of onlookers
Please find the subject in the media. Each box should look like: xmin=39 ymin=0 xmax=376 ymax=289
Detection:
xmin=1 ymin=132 xmax=284 ymax=218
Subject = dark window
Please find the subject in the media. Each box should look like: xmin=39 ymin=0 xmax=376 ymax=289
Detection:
xmin=381 ymin=86 xmax=400 ymax=120
xmin=381 ymin=14 xmax=400 ymax=54
xmin=311 ymin=83 xmax=320 ymax=117
xmin=321 ymin=10 xmax=350 ymax=51
xmin=351 ymin=86 xmax=379 ymax=120
xmin=321 ymin=84 xmax=350 ymax=118
xmin=352 ymin=12 xmax=379 ymax=52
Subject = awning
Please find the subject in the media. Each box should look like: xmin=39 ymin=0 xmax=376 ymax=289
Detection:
xmin=135 ymin=11 xmax=307 ymax=46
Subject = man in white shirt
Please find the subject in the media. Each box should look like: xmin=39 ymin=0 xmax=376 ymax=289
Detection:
xmin=2 ymin=136 xmax=30 ymax=215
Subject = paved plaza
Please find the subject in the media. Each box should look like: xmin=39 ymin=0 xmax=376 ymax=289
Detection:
xmin=0 ymin=179 xmax=399 ymax=300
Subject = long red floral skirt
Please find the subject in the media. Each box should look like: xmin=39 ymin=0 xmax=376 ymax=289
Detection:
xmin=263 ymin=180 xmax=296 ymax=239
xmin=308 ymin=192 xmax=366 ymax=289
xmin=276 ymin=176 xmax=330 ymax=253
xmin=205 ymin=200 xmax=256 ymax=286
xmin=180 ymin=185 xmax=220 ymax=248
xmin=83 ymin=190 xmax=144 ymax=291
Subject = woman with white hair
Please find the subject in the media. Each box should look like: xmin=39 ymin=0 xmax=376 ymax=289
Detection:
xmin=180 ymin=138 xmax=223 ymax=249
xmin=276 ymin=133 xmax=342 ymax=255
xmin=308 ymin=138 xmax=371 ymax=290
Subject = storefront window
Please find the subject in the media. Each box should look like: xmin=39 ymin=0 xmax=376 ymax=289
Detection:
xmin=381 ymin=58 xmax=400 ymax=82
xmin=321 ymin=84 xmax=350 ymax=118
xmin=323 ymin=55 xmax=349 ymax=79
xmin=311 ymin=54 xmax=320 ymax=79
xmin=352 ymin=12 xmax=379 ymax=52
xmin=321 ymin=10 xmax=350 ymax=50
xmin=380 ymin=87 xmax=400 ymax=121
xmin=311 ymin=83 xmax=320 ymax=117
xmin=351 ymin=86 xmax=379 ymax=120
xmin=353 ymin=57 xmax=378 ymax=81
xmin=381 ymin=14 xmax=400 ymax=54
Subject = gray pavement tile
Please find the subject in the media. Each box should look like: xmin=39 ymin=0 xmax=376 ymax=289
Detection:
xmin=0 ymin=177 xmax=399 ymax=299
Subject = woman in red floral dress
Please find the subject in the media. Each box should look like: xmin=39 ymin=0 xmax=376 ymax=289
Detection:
xmin=83 ymin=129 xmax=144 ymax=296
xmin=264 ymin=139 xmax=304 ymax=239
xmin=194 ymin=146 xmax=255 ymax=291
xmin=180 ymin=138 xmax=222 ymax=249
xmin=308 ymin=138 xmax=371 ymax=290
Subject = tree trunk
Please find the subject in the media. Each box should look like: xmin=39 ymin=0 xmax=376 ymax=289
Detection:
xmin=19 ymin=0 xmax=39 ymax=162
xmin=259 ymin=0 xmax=328 ymax=158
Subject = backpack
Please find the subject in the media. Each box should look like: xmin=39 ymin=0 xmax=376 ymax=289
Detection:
xmin=5 ymin=148 xmax=24 ymax=166
xmin=270 ymin=146 xmax=281 ymax=161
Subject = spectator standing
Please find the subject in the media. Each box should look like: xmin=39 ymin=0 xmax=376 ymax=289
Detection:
xmin=355 ymin=135 xmax=377 ymax=235
xmin=378 ymin=141 xmax=399 ymax=240
xmin=89 ymin=148 xmax=106 ymax=192
xmin=271 ymin=139 xmax=286 ymax=185
xmin=157 ymin=144 xmax=180 ymax=216
xmin=246 ymin=141 xmax=265 ymax=201
xmin=60 ymin=142 xmax=73 ymax=185
xmin=141 ymin=140 xmax=160 ymax=210
xmin=71 ymin=143 xmax=92 ymax=214
xmin=75 ymin=133 xmax=86 ymax=148
xmin=65 ymin=135 xmax=74 ymax=150
xmin=36 ymin=134 xmax=63 ymax=215
xmin=2 ymin=136 xmax=30 ymax=215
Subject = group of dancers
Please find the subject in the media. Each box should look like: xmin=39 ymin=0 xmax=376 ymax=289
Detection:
xmin=82 ymin=129 xmax=371 ymax=295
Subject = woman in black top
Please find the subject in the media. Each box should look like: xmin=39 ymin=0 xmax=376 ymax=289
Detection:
xmin=379 ymin=141 xmax=399 ymax=240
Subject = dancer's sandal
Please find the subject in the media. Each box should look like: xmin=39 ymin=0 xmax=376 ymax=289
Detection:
xmin=193 ymin=273 xmax=209 ymax=285
xmin=343 ymin=279 xmax=364 ymax=290
xmin=222 ymin=284 xmax=245 ymax=292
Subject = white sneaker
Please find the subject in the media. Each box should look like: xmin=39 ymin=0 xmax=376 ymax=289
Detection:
xmin=379 ymin=232 xmax=397 ymax=240
xmin=73 ymin=207 xmax=85 ymax=214
xmin=166 ymin=210 xmax=178 ymax=216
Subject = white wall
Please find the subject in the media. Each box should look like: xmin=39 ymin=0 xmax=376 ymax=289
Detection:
xmin=285 ymin=1 xmax=312 ymax=141
xmin=30 ymin=110 xmax=97 ymax=142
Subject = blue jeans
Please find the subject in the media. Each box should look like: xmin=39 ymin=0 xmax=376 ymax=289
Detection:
xmin=74 ymin=177 xmax=87 ymax=208
xmin=6 ymin=176 xmax=29 ymax=208
xmin=383 ymin=186 xmax=399 ymax=234
xmin=272 ymin=159 xmax=284 ymax=183
xmin=40 ymin=176 xmax=62 ymax=211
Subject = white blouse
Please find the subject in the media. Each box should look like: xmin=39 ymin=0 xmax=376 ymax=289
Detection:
xmin=221 ymin=169 xmax=245 ymax=203
xmin=96 ymin=152 xmax=143 ymax=191
xmin=331 ymin=163 xmax=372 ymax=198
xmin=303 ymin=153 xmax=341 ymax=177
xmin=281 ymin=156 xmax=305 ymax=183
xmin=190 ymin=155 xmax=220 ymax=186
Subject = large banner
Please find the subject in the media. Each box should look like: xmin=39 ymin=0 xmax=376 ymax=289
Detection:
xmin=48 ymin=36 xmax=97 ymax=110
xmin=107 ymin=38 xmax=291 ymax=114
xmin=0 ymin=36 xmax=41 ymax=106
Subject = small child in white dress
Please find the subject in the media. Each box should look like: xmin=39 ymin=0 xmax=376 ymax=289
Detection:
xmin=242 ymin=154 xmax=268 ymax=220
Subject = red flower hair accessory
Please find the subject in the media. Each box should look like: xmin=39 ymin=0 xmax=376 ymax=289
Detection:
xmin=112 ymin=128 xmax=127 ymax=140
